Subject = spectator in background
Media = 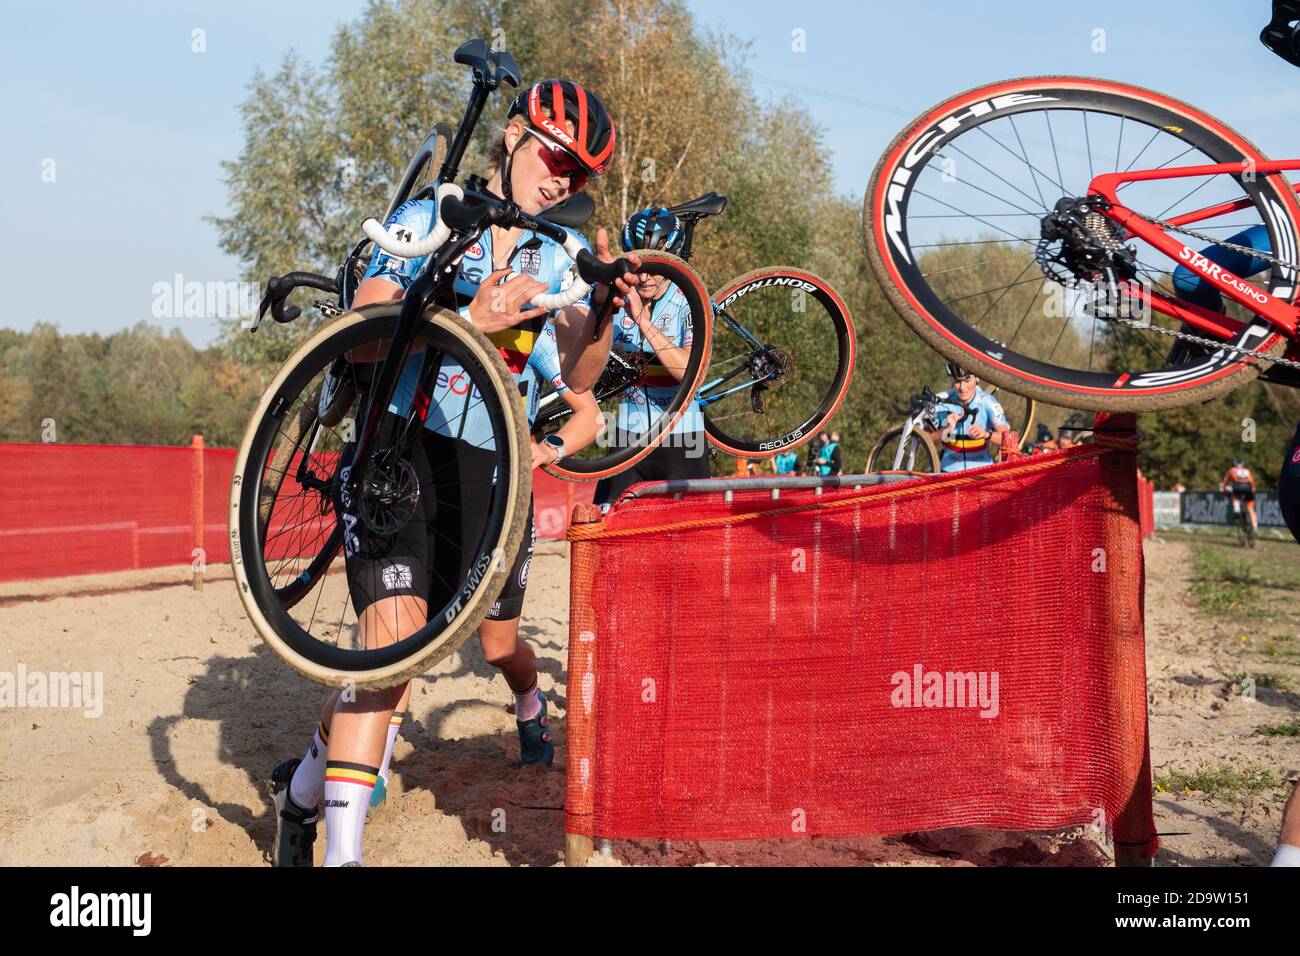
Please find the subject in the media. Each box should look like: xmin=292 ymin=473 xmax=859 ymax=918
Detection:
xmin=1172 ymin=481 xmax=1187 ymax=494
xmin=815 ymin=431 xmax=843 ymax=476
xmin=1057 ymin=430 xmax=1075 ymax=450
xmin=806 ymin=432 xmax=828 ymax=476
xmin=773 ymin=448 xmax=799 ymax=475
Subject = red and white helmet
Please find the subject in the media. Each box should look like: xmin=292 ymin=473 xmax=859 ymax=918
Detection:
xmin=508 ymin=79 xmax=616 ymax=177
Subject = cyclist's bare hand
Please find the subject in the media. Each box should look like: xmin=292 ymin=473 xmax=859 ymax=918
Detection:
xmin=967 ymin=423 xmax=989 ymax=440
xmin=531 ymin=440 xmax=559 ymax=470
xmin=624 ymin=288 xmax=648 ymax=327
xmin=591 ymin=229 xmax=642 ymax=312
xmin=468 ymin=269 xmax=549 ymax=334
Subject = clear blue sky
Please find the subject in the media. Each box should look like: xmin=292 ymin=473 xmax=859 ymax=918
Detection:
xmin=4 ymin=0 xmax=1299 ymax=347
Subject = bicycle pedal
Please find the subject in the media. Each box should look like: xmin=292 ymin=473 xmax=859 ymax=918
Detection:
xmin=315 ymin=300 xmax=344 ymax=318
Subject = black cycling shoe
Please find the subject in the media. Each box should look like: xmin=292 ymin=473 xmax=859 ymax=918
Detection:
xmin=516 ymin=688 xmax=554 ymax=767
xmin=270 ymin=758 xmax=319 ymax=867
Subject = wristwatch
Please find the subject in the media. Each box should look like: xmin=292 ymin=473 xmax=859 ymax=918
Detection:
xmin=542 ymin=434 xmax=566 ymax=460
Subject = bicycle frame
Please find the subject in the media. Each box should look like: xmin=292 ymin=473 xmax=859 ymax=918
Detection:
xmin=695 ymin=305 xmax=768 ymax=408
xmin=1090 ymin=162 xmax=1300 ymax=344
xmin=889 ymin=414 xmax=931 ymax=471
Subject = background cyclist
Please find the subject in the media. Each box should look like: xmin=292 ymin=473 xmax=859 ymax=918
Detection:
xmin=1220 ymin=458 xmax=1259 ymax=532
xmin=925 ymin=362 xmax=1010 ymax=472
xmin=269 ymin=79 xmax=637 ymax=867
xmin=587 ymin=206 xmax=711 ymax=510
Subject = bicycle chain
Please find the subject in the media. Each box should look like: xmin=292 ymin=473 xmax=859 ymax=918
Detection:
xmin=1095 ymin=210 xmax=1300 ymax=370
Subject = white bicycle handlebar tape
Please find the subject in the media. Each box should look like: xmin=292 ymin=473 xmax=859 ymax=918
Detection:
xmin=361 ymin=182 xmax=463 ymax=259
xmin=362 ymin=191 xmax=597 ymax=311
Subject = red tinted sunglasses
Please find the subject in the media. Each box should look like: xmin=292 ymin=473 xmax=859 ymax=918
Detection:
xmin=527 ymin=129 xmax=589 ymax=192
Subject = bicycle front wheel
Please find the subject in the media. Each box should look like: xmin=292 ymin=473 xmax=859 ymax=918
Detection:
xmin=702 ymin=267 xmax=855 ymax=457
xmin=866 ymin=424 xmax=940 ymax=474
xmin=865 ymin=76 xmax=1299 ymax=412
xmin=230 ymin=301 xmax=531 ymax=688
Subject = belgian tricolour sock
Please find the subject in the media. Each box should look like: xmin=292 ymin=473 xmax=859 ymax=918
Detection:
xmin=323 ymin=761 xmax=378 ymax=867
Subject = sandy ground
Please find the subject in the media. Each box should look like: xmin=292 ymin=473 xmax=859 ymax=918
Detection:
xmin=0 ymin=535 xmax=1295 ymax=867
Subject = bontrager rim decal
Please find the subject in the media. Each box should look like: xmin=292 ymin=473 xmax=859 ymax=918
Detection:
xmin=717 ymin=276 xmax=818 ymax=310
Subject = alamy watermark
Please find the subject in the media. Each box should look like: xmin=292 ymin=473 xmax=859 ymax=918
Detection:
xmin=890 ymin=663 xmax=1000 ymax=718
xmin=1 ymin=664 xmax=103 ymax=718
xmin=152 ymin=274 xmax=260 ymax=324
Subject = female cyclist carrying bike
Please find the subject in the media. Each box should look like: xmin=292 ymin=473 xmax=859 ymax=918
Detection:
xmin=268 ymin=78 xmax=635 ymax=867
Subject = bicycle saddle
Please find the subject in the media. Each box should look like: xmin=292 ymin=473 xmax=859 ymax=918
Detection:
xmin=1262 ymin=0 xmax=1300 ymax=67
xmin=539 ymin=193 xmax=595 ymax=229
xmin=667 ymin=192 xmax=728 ymax=220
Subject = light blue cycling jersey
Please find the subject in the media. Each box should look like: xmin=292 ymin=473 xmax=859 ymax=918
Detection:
xmin=526 ymin=281 xmax=702 ymax=437
xmin=934 ymin=386 xmax=1008 ymax=472
xmin=364 ymin=197 xmax=591 ymax=449
xmin=525 ymin=319 xmax=566 ymax=410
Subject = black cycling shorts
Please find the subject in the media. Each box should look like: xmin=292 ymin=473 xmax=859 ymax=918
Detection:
xmin=594 ymin=428 xmax=711 ymax=508
xmin=1280 ymin=419 xmax=1300 ymax=545
xmin=1228 ymin=482 xmax=1255 ymax=503
xmin=337 ymin=423 xmax=536 ymax=623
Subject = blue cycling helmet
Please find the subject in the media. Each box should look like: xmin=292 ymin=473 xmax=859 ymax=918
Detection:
xmin=620 ymin=207 xmax=686 ymax=255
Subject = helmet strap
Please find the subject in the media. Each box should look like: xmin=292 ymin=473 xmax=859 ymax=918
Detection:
xmin=498 ymin=130 xmax=524 ymax=204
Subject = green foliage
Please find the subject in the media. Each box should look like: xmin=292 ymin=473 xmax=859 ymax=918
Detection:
xmin=0 ymin=322 xmax=261 ymax=447
xmin=1153 ymin=763 xmax=1284 ymax=801
xmin=14 ymin=0 xmax=1300 ymax=463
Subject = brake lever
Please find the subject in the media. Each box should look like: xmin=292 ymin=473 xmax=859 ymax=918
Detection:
xmin=253 ymin=276 xmax=299 ymax=333
xmin=577 ymin=252 xmax=636 ymax=341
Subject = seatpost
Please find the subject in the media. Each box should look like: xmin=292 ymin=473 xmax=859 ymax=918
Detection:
xmin=678 ymin=218 xmax=699 ymax=262
xmin=438 ymin=82 xmax=491 ymax=186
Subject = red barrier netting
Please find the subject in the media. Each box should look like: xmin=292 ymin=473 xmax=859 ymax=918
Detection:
xmin=0 ymin=441 xmax=594 ymax=583
xmin=566 ymin=426 xmax=1157 ymax=857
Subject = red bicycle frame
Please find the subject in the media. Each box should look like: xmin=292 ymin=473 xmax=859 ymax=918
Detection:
xmin=1091 ymin=163 xmax=1300 ymax=344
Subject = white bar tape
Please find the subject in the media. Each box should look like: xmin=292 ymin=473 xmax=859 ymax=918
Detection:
xmin=361 ymin=182 xmax=464 ymax=259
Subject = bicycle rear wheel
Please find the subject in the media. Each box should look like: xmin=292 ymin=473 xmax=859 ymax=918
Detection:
xmin=865 ymin=76 xmax=1300 ymax=411
xmin=531 ymin=251 xmax=713 ymax=481
xmin=702 ymin=267 xmax=855 ymax=457
xmin=230 ymin=301 xmax=530 ymax=688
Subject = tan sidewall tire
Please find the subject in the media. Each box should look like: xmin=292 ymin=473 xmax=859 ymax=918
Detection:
xmin=704 ymin=266 xmax=857 ymax=459
xmin=229 ymin=302 xmax=531 ymax=689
